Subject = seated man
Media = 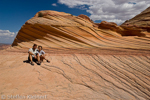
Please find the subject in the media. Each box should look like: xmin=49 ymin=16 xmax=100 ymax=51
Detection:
xmin=28 ymin=44 xmax=41 ymax=65
xmin=37 ymin=46 xmax=50 ymax=63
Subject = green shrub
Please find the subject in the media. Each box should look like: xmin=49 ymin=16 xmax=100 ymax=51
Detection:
xmin=38 ymin=13 xmax=43 ymax=17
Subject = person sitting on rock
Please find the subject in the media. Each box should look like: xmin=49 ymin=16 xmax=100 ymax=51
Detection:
xmin=37 ymin=46 xmax=50 ymax=63
xmin=28 ymin=44 xmax=41 ymax=65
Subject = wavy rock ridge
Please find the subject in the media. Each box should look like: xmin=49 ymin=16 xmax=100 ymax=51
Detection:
xmin=122 ymin=7 xmax=150 ymax=32
xmin=11 ymin=10 xmax=150 ymax=50
xmin=1 ymin=9 xmax=150 ymax=100
xmin=122 ymin=7 xmax=150 ymax=27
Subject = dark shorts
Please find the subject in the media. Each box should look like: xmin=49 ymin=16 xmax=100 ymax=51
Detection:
xmin=28 ymin=56 xmax=37 ymax=62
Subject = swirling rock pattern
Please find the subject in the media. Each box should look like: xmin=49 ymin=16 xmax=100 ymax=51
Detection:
xmin=0 ymin=10 xmax=150 ymax=100
xmin=122 ymin=7 xmax=150 ymax=33
xmin=0 ymin=50 xmax=150 ymax=100
xmin=12 ymin=10 xmax=150 ymax=50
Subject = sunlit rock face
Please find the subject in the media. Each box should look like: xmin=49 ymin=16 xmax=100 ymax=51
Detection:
xmin=2 ymin=9 xmax=149 ymax=100
xmin=122 ymin=7 xmax=150 ymax=33
xmin=12 ymin=10 xmax=150 ymax=50
xmin=1 ymin=51 xmax=150 ymax=100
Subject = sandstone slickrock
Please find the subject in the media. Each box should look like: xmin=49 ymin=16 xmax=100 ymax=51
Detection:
xmin=122 ymin=7 xmax=150 ymax=27
xmin=122 ymin=7 xmax=150 ymax=35
xmin=98 ymin=21 xmax=147 ymax=36
xmin=0 ymin=50 xmax=150 ymax=100
xmin=11 ymin=10 xmax=150 ymax=50
xmin=0 ymin=9 xmax=150 ymax=100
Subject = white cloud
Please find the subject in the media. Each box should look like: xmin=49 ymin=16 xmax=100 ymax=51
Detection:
xmin=0 ymin=29 xmax=17 ymax=44
xmin=52 ymin=3 xmax=57 ymax=7
xmin=58 ymin=0 xmax=150 ymax=25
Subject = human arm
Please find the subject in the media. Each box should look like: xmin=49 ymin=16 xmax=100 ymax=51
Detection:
xmin=39 ymin=50 xmax=45 ymax=57
xmin=41 ymin=50 xmax=46 ymax=56
xmin=28 ymin=51 xmax=34 ymax=55
xmin=28 ymin=48 xmax=36 ymax=56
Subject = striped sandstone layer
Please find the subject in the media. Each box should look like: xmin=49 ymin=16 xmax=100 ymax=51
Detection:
xmin=122 ymin=7 xmax=150 ymax=34
xmin=0 ymin=50 xmax=150 ymax=100
xmin=0 ymin=10 xmax=150 ymax=100
xmin=122 ymin=7 xmax=150 ymax=27
xmin=11 ymin=10 xmax=150 ymax=50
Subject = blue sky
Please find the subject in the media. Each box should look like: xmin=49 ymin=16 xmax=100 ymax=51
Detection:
xmin=0 ymin=0 xmax=90 ymax=33
xmin=0 ymin=0 xmax=150 ymax=44
xmin=0 ymin=0 xmax=90 ymax=44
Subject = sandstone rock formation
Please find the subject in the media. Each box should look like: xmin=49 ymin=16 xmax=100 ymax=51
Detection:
xmin=1 ymin=9 xmax=150 ymax=100
xmin=1 ymin=49 xmax=150 ymax=100
xmin=122 ymin=7 xmax=150 ymax=34
xmin=78 ymin=14 xmax=93 ymax=23
xmin=122 ymin=7 xmax=150 ymax=27
xmin=11 ymin=10 xmax=150 ymax=50
xmin=98 ymin=21 xmax=146 ymax=36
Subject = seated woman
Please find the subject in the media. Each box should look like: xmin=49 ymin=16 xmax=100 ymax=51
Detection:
xmin=37 ymin=46 xmax=50 ymax=63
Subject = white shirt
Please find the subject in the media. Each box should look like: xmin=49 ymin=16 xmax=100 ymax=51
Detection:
xmin=28 ymin=48 xmax=38 ymax=57
xmin=37 ymin=50 xmax=45 ymax=56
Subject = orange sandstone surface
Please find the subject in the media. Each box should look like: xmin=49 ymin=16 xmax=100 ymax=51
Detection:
xmin=0 ymin=9 xmax=150 ymax=100
xmin=11 ymin=10 xmax=150 ymax=49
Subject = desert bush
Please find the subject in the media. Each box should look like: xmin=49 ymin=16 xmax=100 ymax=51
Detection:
xmin=38 ymin=13 xmax=43 ymax=17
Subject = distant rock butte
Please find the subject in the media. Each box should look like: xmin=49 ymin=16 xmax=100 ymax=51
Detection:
xmin=0 ymin=44 xmax=10 ymax=50
xmin=11 ymin=9 xmax=150 ymax=50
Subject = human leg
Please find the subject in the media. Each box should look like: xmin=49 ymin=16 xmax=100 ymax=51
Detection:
xmin=41 ymin=55 xmax=50 ymax=63
xmin=40 ymin=55 xmax=45 ymax=62
xmin=35 ymin=54 xmax=41 ymax=65
xmin=28 ymin=54 xmax=34 ymax=65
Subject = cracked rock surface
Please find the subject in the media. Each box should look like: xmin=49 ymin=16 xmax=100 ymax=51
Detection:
xmin=1 ymin=9 xmax=150 ymax=100
xmin=0 ymin=49 xmax=150 ymax=100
